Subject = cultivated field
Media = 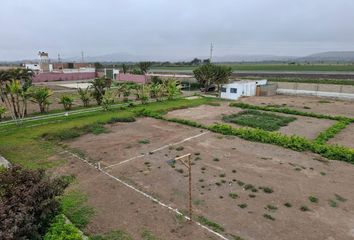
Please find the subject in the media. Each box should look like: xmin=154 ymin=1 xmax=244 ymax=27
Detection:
xmin=63 ymin=116 xmax=354 ymax=240
xmin=2 ymin=96 xmax=354 ymax=240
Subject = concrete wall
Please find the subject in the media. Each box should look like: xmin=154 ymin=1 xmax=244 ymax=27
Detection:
xmin=33 ymin=72 xmax=96 ymax=82
xmin=274 ymin=82 xmax=354 ymax=100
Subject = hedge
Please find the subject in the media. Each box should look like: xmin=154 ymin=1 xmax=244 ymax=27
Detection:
xmin=44 ymin=214 xmax=83 ymax=240
xmin=314 ymin=120 xmax=351 ymax=144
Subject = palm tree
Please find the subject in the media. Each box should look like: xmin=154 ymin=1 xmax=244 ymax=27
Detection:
xmin=90 ymin=77 xmax=106 ymax=105
xmin=137 ymin=62 xmax=152 ymax=74
xmin=150 ymin=83 xmax=164 ymax=101
xmin=29 ymin=87 xmax=52 ymax=113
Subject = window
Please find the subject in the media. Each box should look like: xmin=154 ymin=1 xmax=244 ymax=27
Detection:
xmin=230 ymin=88 xmax=237 ymax=93
xmin=221 ymin=87 xmax=227 ymax=93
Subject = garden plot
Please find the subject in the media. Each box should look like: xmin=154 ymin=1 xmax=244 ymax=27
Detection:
xmin=165 ymin=103 xmax=335 ymax=140
xmin=68 ymin=118 xmax=354 ymax=240
xmin=239 ymin=95 xmax=354 ymax=118
xmin=328 ymin=123 xmax=354 ymax=149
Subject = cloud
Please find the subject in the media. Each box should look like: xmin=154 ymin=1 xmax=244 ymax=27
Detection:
xmin=1 ymin=0 xmax=354 ymax=60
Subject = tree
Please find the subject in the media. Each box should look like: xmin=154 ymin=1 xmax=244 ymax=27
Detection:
xmin=77 ymin=87 xmax=90 ymax=107
xmin=90 ymin=77 xmax=106 ymax=105
xmin=137 ymin=62 xmax=152 ymax=74
xmin=212 ymin=65 xmax=232 ymax=96
xmin=121 ymin=64 xmax=130 ymax=74
xmin=94 ymin=62 xmax=103 ymax=69
xmin=193 ymin=64 xmax=214 ymax=92
xmin=193 ymin=64 xmax=232 ymax=96
xmin=29 ymin=86 xmax=52 ymax=113
xmin=190 ymin=58 xmax=202 ymax=65
xmin=164 ymin=79 xmax=181 ymax=100
xmin=0 ymin=165 xmax=70 ymax=239
xmin=59 ymin=95 xmax=74 ymax=110
xmin=151 ymin=76 xmax=163 ymax=84
xmin=0 ymin=68 xmax=34 ymax=121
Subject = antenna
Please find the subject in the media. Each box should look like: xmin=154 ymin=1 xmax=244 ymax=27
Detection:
xmin=209 ymin=42 xmax=213 ymax=63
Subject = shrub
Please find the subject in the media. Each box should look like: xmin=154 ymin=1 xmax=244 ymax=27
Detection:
xmin=101 ymin=90 xmax=115 ymax=111
xmin=59 ymin=95 xmax=74 ymax=110
xmin=92 ymin=230 xmax=133 ymax=240
xmin=43 ymin=214 xmax=82 ymax=240
xmin=106 ymin=116 xmax=136 ymax=124
xmin=0 ymin=166 xmax=70 ymax=239
xmin=77 ymin=87 xmax=91 ymax=107
xmin=308 ymin=196 xmax=319 ymax=203
xmin=29 ymin=86 xmax=52 ymax=113
xmin=263 ymin=214 xmax=275 ymax=221
xmin=229 ymin=193 xmax=239 ymax=199
xmin=223 ymin=110 xmax=296 ymax=131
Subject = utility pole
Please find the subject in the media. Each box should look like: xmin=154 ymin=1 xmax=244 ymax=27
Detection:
xmin=81 ymin=51 xmax=85 ymax=63
xmin=209 ymin=42 xmax=213 ymax=63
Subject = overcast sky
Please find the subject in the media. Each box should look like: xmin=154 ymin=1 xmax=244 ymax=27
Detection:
xmin=1 ymin=0 xmax=354 ymax=61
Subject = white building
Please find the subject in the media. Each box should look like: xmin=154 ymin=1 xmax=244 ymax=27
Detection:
xmin=24 ymin=63 xmax=41 ymax=71
xmin=220 ymin=80 xmax=267 ymax=100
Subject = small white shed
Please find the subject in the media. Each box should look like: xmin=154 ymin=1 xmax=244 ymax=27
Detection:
xmin=220 ymin=80 xmax=267 ymax=100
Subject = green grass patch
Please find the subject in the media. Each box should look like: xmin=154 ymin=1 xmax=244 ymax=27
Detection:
xmin=197 ymin=216 xmax=224 ymax=233
xmin=60 ymin=191 xmax=95 ymax=229
xmin=223 ymin=110 xmax=296 ymax=131
xmin=44 ymin=214 xmax=82 ymax=240
xmin=141 ymin=229 xmax=159 ymax=240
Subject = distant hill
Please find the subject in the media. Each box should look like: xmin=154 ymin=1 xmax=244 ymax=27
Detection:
xmin=297 ymin=51 xmax=354 ymax=62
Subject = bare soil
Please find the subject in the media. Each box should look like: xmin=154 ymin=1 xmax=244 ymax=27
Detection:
xmin=328 ymin=124 xmax=354 ymax=149
xmin=66 ymin=118 xmax=354 ymax=240
xmin=239 ymin=95 xmax=354 ymax=118
xmin=165 ymin=103 xmax=335 ymax=140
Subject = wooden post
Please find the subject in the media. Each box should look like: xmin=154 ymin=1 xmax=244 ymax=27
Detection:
xmin=175 ymin=153 xmax=193 ymax=222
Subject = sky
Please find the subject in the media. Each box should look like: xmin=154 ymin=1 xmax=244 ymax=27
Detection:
xmin=1 ymin=0 xmax=354 ymax=61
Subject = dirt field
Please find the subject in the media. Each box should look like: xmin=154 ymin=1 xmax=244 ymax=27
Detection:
xmin=328 ymin=124 xmax=354 ymax=149
xmin=239 ymin=95 xmax=354 ymax=118
xmin=65 ymin=118 xmax=354 ymax=240
xmin=165 ymin=103 xmax=335 ymax=140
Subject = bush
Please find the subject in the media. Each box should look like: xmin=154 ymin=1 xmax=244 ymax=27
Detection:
xmin=92 ymin=230 xmax=133 ymax=240
xmin=0 ymin=105 xmax=5 ymax=119
xmin=106 ymin=116 xmax=136 ymax=124
xmin=59 ymin=95 xmax=74 ymax=110
xmin=77 ymin=87 xmax=91 ymax=107
xmin=0 ymin=166 xmax=70 ymax=239
xmin=43 ymin=214 xmax=82 ymax=240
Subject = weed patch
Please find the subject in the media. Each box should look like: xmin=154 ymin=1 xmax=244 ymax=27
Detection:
xmin=197 ymin=216 xmax=224 ymax=233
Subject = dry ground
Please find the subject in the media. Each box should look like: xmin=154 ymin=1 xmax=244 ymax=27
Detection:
xmin=328 ymin=123 xmax=354 ymax=149
xmin=65 ymin=118 xmax=354 ymax=240
xmin=239 ymin=95 xmax=354 ymax=118
xmin=165 ymin=103 xmax=335 ymax=140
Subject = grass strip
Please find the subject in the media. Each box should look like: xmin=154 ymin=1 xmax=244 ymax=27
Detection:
xmin=314 ymin=120 xmax=351 ymax=144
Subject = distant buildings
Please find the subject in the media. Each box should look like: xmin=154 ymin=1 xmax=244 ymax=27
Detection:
xmin=24 ymin=51 xmax=96 ymax=82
